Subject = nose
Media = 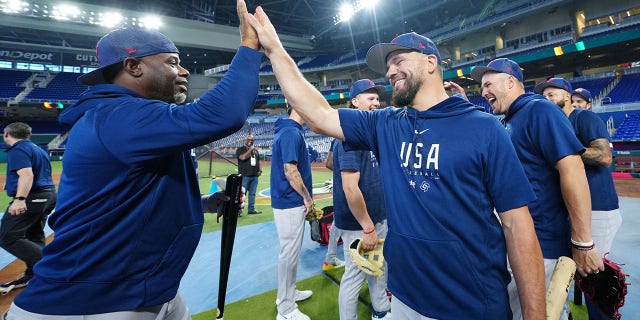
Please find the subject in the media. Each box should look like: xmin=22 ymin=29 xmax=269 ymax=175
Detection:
xmin=481 ymin=87 xmax=488 ymax=98
xmin=178 ymin=65 xmax=190 ymax=78
xmin=386 ymin=64 xmax=397 ymax=81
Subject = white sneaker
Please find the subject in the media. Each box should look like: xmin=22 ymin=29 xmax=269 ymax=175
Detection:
xmin=372 ymin=310 xmax=391 ymax=320
xmin=277 ymin=308 xmax=310 ymax=320
xmin=275 ymin=289 xmax=313 ymax=305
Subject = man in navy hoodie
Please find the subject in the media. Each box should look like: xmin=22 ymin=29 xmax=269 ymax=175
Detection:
xmin=471 ymin=59 xmax=604 ymax=319
xmin=6 ymin=1 xmax=261 ymax=318
xmin=248 ymin=9 xmax=545 ymax=319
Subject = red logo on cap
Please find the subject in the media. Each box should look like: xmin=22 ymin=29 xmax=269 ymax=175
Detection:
xmin=125 ymin=48 xmax=137 ymax=54
xmin=418 ymin=43 xmax=426 ymax=49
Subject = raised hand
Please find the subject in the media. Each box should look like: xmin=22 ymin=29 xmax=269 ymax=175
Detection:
xmin=245 ymin=6 xmax=285 ymax=58
xmin=237 ymin=0 xmax=260 ymax=50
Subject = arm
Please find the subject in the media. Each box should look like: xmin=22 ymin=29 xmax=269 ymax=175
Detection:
xmin=341 ymin=170 xmax=378 ymax=250
xmin=500 ymin=206 xmax=546 ymax=320
xmin=581 ymin=138 xmax=612 ymax=167
xmin=237 ymin=146 xmax=254 ymax=160
xmin=246 ymin=7 xmax=344 ymax=140
xmin=325 ymin=151 xmax=334 ymax=171
xmin=556 ymin=154 xmax=604 ymax=276
xmin=284 ymin=162 xmax=313 ymax=213
xmin=8 ymin=167 xmax=34 ymax=216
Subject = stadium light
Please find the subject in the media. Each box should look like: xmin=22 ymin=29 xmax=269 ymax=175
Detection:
xmin=138 ymin=15 xmax=162 ymax=29
xmin=51 ymin=3 xmax=81 ymax=20
xmin=338 ymin=3 xmax=354 ymax=23
xmin=99 ymin=11 xmax=123 ymax=28
xmin=333 ymin=0 xmax=380 ymax=25
xmin=1 ymin=0 xmax=29 ymax=14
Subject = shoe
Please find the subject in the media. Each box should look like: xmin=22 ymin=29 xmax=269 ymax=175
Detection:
xmin=372 ymin=310 xmax=391 ymax=320
xmin=277 ymin=308 xmax=310 ymax=320
xmin=0 ymin=273 xmax=33 ymax=295
xmin=322 ymin=258 xmax=345 ymax=271
xmin=248 ymin=210 xmax=262 ymax=215
xmin=275 ymin=289 xmax=313 ymax=305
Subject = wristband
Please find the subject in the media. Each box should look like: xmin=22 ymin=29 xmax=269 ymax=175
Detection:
xmin=571 ymin=239 xmax=594 ymax=247
xmin=363 ymin=228 xmax=375 ymax=235
xmin=571 ymin=239 xmax=595 ymax=251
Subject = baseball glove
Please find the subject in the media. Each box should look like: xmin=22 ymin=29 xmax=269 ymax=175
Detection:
xmin=349 ymin=238 xmax=385 ymax=277
xmin=575 ymin=254 xmax=628 ymax=319
xmin=305 ymin=204 xmax=324 ymax=221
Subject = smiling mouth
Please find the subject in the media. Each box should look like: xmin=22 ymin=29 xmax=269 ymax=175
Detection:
xmin=487 ymin=97 xmax=496 ymax=104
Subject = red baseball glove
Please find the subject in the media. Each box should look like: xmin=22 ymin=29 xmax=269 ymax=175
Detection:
xmin=576 ymin=254 xmax=628 ymax=319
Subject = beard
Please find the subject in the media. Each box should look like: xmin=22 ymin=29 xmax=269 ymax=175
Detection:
xmin=391 ymin=76 xmax=422 ymax=107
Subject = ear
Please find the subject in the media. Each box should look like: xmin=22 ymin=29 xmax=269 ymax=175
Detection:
xmin=425 ymin=54 xmax=439 ymax=74
xmin=122 ymin=57 xmax=143 ymax=78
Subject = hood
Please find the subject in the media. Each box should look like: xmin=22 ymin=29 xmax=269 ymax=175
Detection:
xmin=505 ymin=92 xmax=542 ymax=121
xmin=406 ymin=94 xmax=483 ymax=119
xmin=274 ymin=118 xmax=302 ymax=133
xmin=59 ymin=84 xmax=143 ymax=129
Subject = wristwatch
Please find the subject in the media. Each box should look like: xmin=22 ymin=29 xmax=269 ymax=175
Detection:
xmin=14 ymin=196 xmax=26 ymax=200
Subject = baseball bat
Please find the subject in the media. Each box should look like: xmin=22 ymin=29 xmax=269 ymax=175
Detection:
xmin=216 ymin=174 xmax=243 ymax=320
xmin=546 ymin=256 xmax=576 ymax=320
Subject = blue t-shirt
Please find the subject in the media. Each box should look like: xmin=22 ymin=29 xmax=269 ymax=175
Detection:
xmin=4 ymin=139 xmax=54 ymax=197
xmin=270 ymin=118 xmax=312 ymax=209
xmin=568 ymin=108 xmax=619 ymax=211
xmin=339 ymin=95 xmax=535 ymax=319
xmin=331 ymin=139 xmax=386 ymax=230
xmin=504 ymin=93 xmax=585 ymax=259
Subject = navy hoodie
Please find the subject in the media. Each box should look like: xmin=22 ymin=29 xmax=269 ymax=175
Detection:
xmin=15 ymin=46 xmax=261 ymax=315
xmin=339 ymin=95 xmax=535 ymax=319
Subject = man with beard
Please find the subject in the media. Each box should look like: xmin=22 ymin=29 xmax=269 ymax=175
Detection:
xmin=5 ymin=1 xmax=262 ymax=318
xmin=246 ymin=10 xmax=546 ymax=318
xmin=471 ymin=61 xmax=604 ymax=320
xmin=535 ymin=78 xmax=621 ymax=320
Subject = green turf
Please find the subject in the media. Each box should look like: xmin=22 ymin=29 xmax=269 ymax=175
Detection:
xmin=192 ymin=267 xmax=377 ymax=320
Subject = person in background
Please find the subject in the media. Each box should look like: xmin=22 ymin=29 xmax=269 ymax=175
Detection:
xmin=470 ymin=60 xmax=603 ymax=319
xmin=333 ymin=79 xmax=390 ymax=320
xmin=0 ymin=122 xmax=57 ymax=294
xmin=245 ymin=8 xmax=545 ymax=317
xmin=271 ymin=106 xmax=314 ymax=320
xmin=572 ymin=88 xmax=593 ymax=110
xmin=5 ymin=1 xmax=262 ymax=318
xmin=322 ymin=138 xmax=345 ymax=272
xmin=535 ymin=78 xmax=622 ymax=320
xmin=236 ymin=134 xmax=263 ymax=215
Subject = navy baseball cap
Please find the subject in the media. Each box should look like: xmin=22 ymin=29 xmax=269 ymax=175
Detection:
xmin=572 ymin=88 xmax=592 ymax=103
xmin=349 ymin=79 xmax=385 ymax=98
xmin=533 ymin=77 xmax=573 ymax=94
xmin=366 ymin=32 xmax=441 ymax=74
xmin=470 ymin=58 xmax=523 ymax=83
xmin=78 ymin=27 xmax=179 ymax=86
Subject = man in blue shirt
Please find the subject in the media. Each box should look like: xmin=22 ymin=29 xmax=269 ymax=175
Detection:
xmin=0 ymin=122 xmax=56 ymax=294
xmin=333 ymin=79 xmax=390 ymax=320
xmin=271 ymin=107 xmax=314 ymax=320
xmin=6 ymin=1 xmax=262 ymax=318
xmin=535 ymin=78 xmax=621 ymax=320
xmin=248 ymin=10 xmax=545 ymax=318
xmin=471 ymin=60 xmax=604 ymax=319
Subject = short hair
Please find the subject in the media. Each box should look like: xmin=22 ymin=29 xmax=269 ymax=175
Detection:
xmin=4 ymin=122 xmax=32 ymax=139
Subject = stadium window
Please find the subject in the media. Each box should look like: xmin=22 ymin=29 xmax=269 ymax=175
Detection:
xmin=0 ymin=61 xmax=12 ymax=68
xmin=83 ymin=66 xmax=98 ymax=74
xmin=16 ymin=63 xmax=30 ymax=70
xmin=63 ymin=66 xmax=81 ymax=73
xmin=29 ymin=64 xmax=45 ymax=71
xmin=45 ymin=65 xmax=62 ymax=72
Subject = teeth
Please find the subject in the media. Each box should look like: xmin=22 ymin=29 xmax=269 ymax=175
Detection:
xmin=488 ymin=98 xmax=496 ymax=103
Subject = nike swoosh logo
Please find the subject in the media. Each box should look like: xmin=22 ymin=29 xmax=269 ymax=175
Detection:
xmin=414 ymin=129 xmax=430 ymax=134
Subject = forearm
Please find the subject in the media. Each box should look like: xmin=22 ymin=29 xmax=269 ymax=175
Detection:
xmin=502 ymin=208 xmax=546 ymax=320
xmin=284 ymin=164 xmax=312 ymax=202
xmin=344 ymin=187 xmax=375 ymax=232
xmin=581 ymin=139 xmax=612 ymax=167
xmin=268 ymin=49 xmax=343 ymax=139
xmin=558 ymin=159 xmax=592 ymax=241
xmin=15 ymin=176 xmax=34 ymax=198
